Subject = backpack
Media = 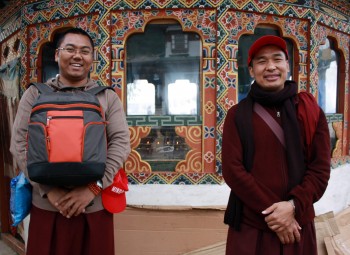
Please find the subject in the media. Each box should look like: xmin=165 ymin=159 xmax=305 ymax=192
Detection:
xmin=26 ymin=82 xmax=112 ymax=186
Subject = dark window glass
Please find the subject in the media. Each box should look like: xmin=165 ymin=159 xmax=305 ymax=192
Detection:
xmin=41 ymin=43 xmax=58 ymax=82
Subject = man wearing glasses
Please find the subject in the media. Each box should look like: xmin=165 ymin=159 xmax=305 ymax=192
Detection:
xmin=10 ymin=28 xmax=131 ymax=255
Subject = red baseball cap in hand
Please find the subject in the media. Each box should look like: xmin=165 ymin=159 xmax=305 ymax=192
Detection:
xmin=102 ymin=168 xmax=129 ymax=213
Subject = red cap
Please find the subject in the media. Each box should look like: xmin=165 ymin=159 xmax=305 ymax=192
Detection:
xmin=102 ymin=169 xmax=129 ymax=213
xmin=248 ymin=35 xmax=288 ymax=65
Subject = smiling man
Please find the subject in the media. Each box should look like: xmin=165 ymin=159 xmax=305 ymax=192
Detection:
xmin=55 ymin=31 xmax=94 ymax=86
xmin=222 ymin=35 xmax=331 ymax=255
xmin=10 ymin=28 xmax=131 ymax=255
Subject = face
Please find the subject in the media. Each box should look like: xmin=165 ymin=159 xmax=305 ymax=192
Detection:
xmin=248 ymin=45 xmax=290 ymax=92
xmin=55 ymin=33 xmax=93 ymax=86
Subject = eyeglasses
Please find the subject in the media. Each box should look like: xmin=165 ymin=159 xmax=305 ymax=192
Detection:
xmin=57 ymin=47 xmax=92 ymax=56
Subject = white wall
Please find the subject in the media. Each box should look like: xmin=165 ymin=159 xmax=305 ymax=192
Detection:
xmin=127 ymin=164 xmax=350 ymax=215
xmin=314 ymin=164 xmax=350 ymax=215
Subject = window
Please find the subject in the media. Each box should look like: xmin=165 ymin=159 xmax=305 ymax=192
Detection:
xmin=237 ymin=26 xmax=294 ymax=102
xmin=318 ymin=38 xmax=339 ymax=113
xmin=126 ymin=22 xmax=200 ymax=116
xmin=41 ymin=42 xmax=58 ymax=82
xmin=126 ymin=21 xmax=201 ymax=171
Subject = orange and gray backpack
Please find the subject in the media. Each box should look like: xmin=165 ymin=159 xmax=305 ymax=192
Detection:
xmin=26 ymin=83 xmax=112 ymax=186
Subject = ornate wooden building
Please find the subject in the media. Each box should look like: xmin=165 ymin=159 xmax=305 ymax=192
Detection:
xmin=0 ymin=0 xmax=349 ymax=254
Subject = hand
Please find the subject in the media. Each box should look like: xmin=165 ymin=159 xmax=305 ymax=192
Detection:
xmin=276 ymin=219 xmax=301 ymax=244
xmin=262 ymin=201 xmax=295 ymax=232
xmin=47 ymin=187 xmax=69 ymax=214
xmin=55 ymin=186 xmax=95 ymax=218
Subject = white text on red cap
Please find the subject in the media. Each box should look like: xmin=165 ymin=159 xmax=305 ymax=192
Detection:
xmin=111 ymin=186 xmax=125 ymax=194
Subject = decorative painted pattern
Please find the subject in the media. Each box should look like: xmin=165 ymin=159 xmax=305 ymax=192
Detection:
xmin=110 ymin=8 xmax=218 ymax=184
xmin=125 ymin=125 xmax=220 ymax=184
xmin=215 ymin=9 xmax=309 ymax=173
xmin=0 ymin=31 xmax=20 ymax=65
xmin=175 ymin=126 xmax=202 ymax=173
xmin=0 ymin=2 xmax=21 ymax=36
xmin=326 ymin=114 xmax=344 ymax=123
xmin=318 ymin=0 xmax=350 ymax=19
xmin=125 ymin=125 xmax=203 ymax=174
xmin=126 ymin=126 xmax=153 ymax=173
xmin=26 ymin=14 xmax=101 ymax=84
xmin=20 ymin=1 xmax=111 ymax=89
xmin=126 ymin=115 xmax=202 ymax=127
xmin=125 ymin=125 xmax=204 ymax=174
xmin=0 ymin=0 xmax=349 ymax=184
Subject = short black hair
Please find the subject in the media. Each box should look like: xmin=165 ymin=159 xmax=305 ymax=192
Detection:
xmin=56 ymin=27 xmax=94 ymax=49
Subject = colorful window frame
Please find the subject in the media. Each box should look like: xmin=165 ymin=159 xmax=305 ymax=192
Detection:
xmin=110 ymin=9 xmax=220 ymax=184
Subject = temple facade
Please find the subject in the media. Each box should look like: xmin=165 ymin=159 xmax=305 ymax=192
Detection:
xmin=0 ymin=0 xmax=349 ymax=254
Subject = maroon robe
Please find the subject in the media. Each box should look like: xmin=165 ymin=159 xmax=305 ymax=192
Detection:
xmin=26 ymin=206 xmax=114 ymax=255
xmin=222 ymin=93 xmax=330 ymax=255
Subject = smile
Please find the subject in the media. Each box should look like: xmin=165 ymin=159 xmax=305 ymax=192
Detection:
xmin=264 ymin=74 xmax=280 ymax=81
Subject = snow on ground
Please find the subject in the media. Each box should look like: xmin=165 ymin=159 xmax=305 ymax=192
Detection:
xmin=314 ymin=163 xmax=350 ymax=215
xmin=127 ymin=164 xmax=350 ymax=215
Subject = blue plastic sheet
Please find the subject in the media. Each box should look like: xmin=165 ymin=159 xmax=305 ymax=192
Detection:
xmin=10 ymin=172 xmax=32 ymax=226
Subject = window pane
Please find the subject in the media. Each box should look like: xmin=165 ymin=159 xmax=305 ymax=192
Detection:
xmin=126 ymin=23 xmax=201 ymax=115
xmin=41 ymin=43 xmax=58 ymax=82
xmin=135 ymin=126 xmax=191 ymax=171
xmin=318 ymin=38 xmax=339 ymax=113
xmin=237 ymin=28 xmax=294 ymax=102
xmin=127 ymin=79 xmax=155 ymax=115
xmin=168 ymin=79 xmax=198 ymax=114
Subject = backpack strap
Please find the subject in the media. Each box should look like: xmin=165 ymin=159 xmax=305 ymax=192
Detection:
xmin=87 ymin=86 xmax=114 ymax=96
xmin=86 ymin=86 xmax=114 ymax=121
xmin=254 ymin=102 xmax=286 ymax=148
xmin=28 ymin=82 xmax=54 ymax=94
xmin=29 ymin=82 xmax=113 ymax=95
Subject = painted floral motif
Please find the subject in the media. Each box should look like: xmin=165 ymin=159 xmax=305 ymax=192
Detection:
xmin=1 ymin=0 xmax=347 ymax=184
